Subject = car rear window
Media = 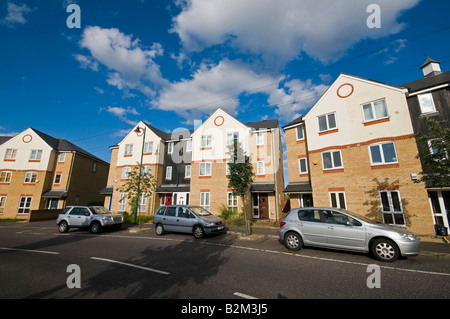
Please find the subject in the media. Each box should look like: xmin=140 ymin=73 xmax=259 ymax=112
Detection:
xmin=61 ymin=207 xmax=72 ymax=215
xmin=165 ymin=207 xmax=177 ymax=217
xmin=298 ymin=210 xmax=321 ymax=222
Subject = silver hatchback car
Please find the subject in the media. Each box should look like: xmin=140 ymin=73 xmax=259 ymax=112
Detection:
xmin=153 ymin=205 xmax=225 ymax=239
xmin=279 ymin=207 xmax=420 ymax=262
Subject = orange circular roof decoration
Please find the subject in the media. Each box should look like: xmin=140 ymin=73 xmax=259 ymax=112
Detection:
xmin=22 ymin=134 xmax=32 ymax=143
xmin=337 ymin=83 xmax=354 ymax=98
xmin=214 ymin=116 xmax=224 ymax=126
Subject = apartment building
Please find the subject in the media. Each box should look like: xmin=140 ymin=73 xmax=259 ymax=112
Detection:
xmin=0 ymin=128 xmax=109 ymax=220
xmin=284 ymin=73 xmax=435 ymax=235
xmin=190 ymin=108 xmax=284 ymax=221
xmin=104 ymin=121 xmax=167 ymax=215
xmin=402 ymin=57 xmax=450 ymax=232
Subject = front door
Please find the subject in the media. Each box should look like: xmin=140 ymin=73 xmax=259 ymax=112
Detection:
xmin=165 ymin=193 xmax=173 ymax=205
xmin=259 ymin=193 xmax=269 ymax=219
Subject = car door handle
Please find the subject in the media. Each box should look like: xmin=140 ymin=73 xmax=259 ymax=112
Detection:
xmin=328 ymin=226 xmax=334 ymax=230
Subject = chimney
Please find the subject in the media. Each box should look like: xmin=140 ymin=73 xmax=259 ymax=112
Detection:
xmin=420 ymin=55 xmax=442 ymax=77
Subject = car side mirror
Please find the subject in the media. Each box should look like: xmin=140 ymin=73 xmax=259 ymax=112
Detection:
xmin=345 ymin=221 xmax=353 ymax=226
xmin=85 ymin=212 xmax=90 ymax=216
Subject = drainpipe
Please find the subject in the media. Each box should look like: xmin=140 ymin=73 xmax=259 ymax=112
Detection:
xmin=271 ymin=128 xmax=279 ymax=223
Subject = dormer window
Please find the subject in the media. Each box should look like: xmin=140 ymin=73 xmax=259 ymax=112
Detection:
xmin=418 ymin=93 xmax=436 ymax=114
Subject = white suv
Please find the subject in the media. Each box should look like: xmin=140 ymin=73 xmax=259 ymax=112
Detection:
xmin=56 ymin=206 xmax=123 ymax=234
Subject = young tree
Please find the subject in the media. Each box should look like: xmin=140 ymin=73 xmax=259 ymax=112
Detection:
xmin=226 ymin=140 xmax=255 ymax=235
xmin=414 ymin=116 xmax=450 ymax=187
xmin=116 ymin=164 xmax=157 ymax=224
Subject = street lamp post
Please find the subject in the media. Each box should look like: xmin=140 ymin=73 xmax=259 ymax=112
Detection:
xmin=133 ymin=126 xmax=146 ymax=225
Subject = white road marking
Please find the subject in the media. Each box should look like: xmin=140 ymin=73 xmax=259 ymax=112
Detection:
xmin=0 ymin=247 xmax=59 ymax=255
xmin=90 ymin=257 xmax=170 ymax=275
xmin=234 ymin=292 xmax=259 ymax=299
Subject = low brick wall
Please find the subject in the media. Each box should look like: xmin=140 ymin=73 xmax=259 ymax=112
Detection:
xmin=29 ymin=209 xmax=62 ymax=222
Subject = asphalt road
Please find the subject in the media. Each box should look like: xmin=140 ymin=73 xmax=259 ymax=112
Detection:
xmin=0 ymin=220 xmax=449 ymax=303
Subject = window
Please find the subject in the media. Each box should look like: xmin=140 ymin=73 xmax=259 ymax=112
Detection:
xmin=418 ymin=93 xmax=436 ymax=114
xmin=298 ymin=158 xmax=308 ymax=174
xmin=0 ymin=171 xmax=12 ymax=183
xmin=298 ymin=209 xmax=322 ymax=223
xmin=200 ymin=192 xmax=210 ymax=211
xmin=143 ymin=141 xmax=153 ymax=154
xmin=323 ymin=210 xmax=361 ymax=226
xmin=18 ymin=196 xmax=32 ymax=214
xmin=369 ymin=142 xmax=398 ymax=165
xmin=92 ymin=162 xmax=97 ymax=172
xmin=118 ymin=193 xmax=127 ymax=211
xmin=199 ymin=162 xmax=212 ymax=176
xmin=186 ymin=140 xmax=192 ymax=152
xmin=54 ymin=173 xmax=62 ymax=185
xmin=329 ymin=192 xmax=346 ymax=209
xmin=296 ymin=126 xmax=304 ymax=140
xmin=4 ymin=148 xmax=17 ymax=160
xmin=30 ymin=149 xmax=42 ymax=161
xmin=0 ymin=196 xmax=6 ymax=214
xmin=362 ymin=99 xmax=388 ymax=122
xmin=227 ymin=192 xmax=238 ymax=212
xmin=121 ymin=167 xmax=131 ymax=179
xmin=168 ymin=142 xmax=174 ymax=154
xmin=256 ymin=132 xmax=264 ymax=146
xmin=142 ymin=166 xmax=151 ymax=178
xmin=166 ymin=166 xmax=172 ymax=180
xmin=322 ymin=150 xmax=343 ymax=170
xmin=124 ymin=144 xmax=133 ymax=156
xmin=227 ymin=132 xmax=239 ymax=145
xmin=201 ymin=135 xmax=212 ymax=148
xmin=257 ymin=161 xmax=265 ymax=175
xmin=58 ymin=153 xmax=66 ymax=162
xmin=24 ymin=172 xmax=38 ymax=183
xmin=139 ymin=193 xmax=147 ymax=212
xmin=318 ymin=113 xmax=337 ymax=132
xmin=427 ymin=139 xmax=448 ymax=159
xmin=379 ymin=190 xmax=405 ymax=225
xmin=185 ymin=165 xmax=191 ymax=178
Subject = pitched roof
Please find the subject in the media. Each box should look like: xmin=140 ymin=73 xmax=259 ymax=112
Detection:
xmin=401 ymin=71 xmax=450 ymax=92
xmin=0 ymin=136 xmax=12 ymax=145
xmin=244 ymin=119 xmax=279 ymax=130
xmin=282 ymin=115 xmax=304 ymax=129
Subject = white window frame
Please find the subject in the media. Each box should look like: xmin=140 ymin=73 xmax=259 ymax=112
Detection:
xmin=0 ymin=171 xmax=12 ymax=183
xmin=201 ymin=135 xmax=212 ymax=148
xmin=58 ymin=153 xmax=66 ymax=162
xmin=186 ymin=140 xmax=192 ymax=152
xmin=185 ymin=165 xmax=191 ymax=178
xmin=298 ymin=158 xmax=308 ymax=174
xmin=0 ymin=196 xmax=6 ymax=214
xmin=318 ymin=113 xmax=337 ymax=132
xmin=199 ymin=162 xmax=212 ymax=176
xmin=227 ymin=192 xmax=238 ymax=212
xmin=257 ymin=161 xmax=265 ymax=175
xmin=379 ymin=190 xmax=405 ymax=226
xmin=296 ymin=125 xmax=304 ymax=140
xmin=121 ymin=167 xmax=131 ymax=179
xmin=141 ymin=166 xmax=151 ymax=178
xmin=200 ymin=192 xmax=210 ymax=211
xmin=54 ymin=173 xmax=62 ymax=185
xmin=124 ymin=144 xmax=133 ymax=156
xmin=138 ymin=193 xmax=147 ymax=212
xmin=143 ymin=141 xmax=153 ymax=154
xmin=418 ymin=93 xmax=436 ymax=114
xmin=30 ymin=149 xmax=42 ymax=160
xmin=4 ymin=148 xmax=17 ymax=160
xmin=256 ymin=132 xmax=264 ymax=146
xmin=329 ymin=192 xmax=347 ymax=209
xmin=227 ymin=132 xmax=239 ymax=145
xmin=322 ymin=150 xmax=343 ymax=170
xmin=24 ymin=172 xmax=38 ymax=183
xmin=369 ymin=142 xmax=398 ymax=165
xmin=361 ymin=98 xmax=389 ymax=123
xmin=168 ymin=142 xmax=174 ymax=154
xmin=166 ymin=166 xmax=172 ymax=180
xmin=118 ymin=193 xmax=127 ymax=211
xmin=18 ymin=196 xmax=32 ymax=214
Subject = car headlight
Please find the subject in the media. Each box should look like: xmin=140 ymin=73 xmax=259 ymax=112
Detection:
xmin=205 ymin=222 xmax=215 ymax=227
xmin=103 ymin=216 xmax=112 ymax=221
xmin=401 ymin=233 xmax=417 ymax=241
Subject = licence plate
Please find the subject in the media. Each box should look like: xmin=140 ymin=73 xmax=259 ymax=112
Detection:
xmin=217 ymin=226 xmax=224 ymax=230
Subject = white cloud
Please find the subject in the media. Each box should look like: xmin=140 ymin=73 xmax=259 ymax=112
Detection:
xmin=1 ymin=2 xmax=33 ymax=27
xmin=171 ymin=0 xmax=420 ymax=65
xmin=73 ymin=54 xmax=99 ymax=71
xmin=104 ymin=106 xmax=140 ymax=125
xmin=79 ymin=26 xmax=168 ymax=97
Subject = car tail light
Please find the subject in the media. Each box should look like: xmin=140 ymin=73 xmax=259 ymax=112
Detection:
xmin=280 ymin=221 xmax=286 ymax=228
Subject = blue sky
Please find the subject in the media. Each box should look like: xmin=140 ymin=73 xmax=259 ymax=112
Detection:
xmin=1 ymin=0 xmax=449 ymax=164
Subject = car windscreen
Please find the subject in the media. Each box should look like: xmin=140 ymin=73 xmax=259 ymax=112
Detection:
xmin=189 ymin=207 xmax=212 ymax=216
xmin=89 ymin=206 xmax=111 ymax=215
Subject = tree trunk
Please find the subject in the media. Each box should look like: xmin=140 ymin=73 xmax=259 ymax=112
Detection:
xmin=242 ymin=194 xmax=252 ymax=235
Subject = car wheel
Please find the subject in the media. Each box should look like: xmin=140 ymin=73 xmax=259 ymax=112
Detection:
xmin=58 ymin=221 xmax=69 ymax=233
xmin=193 ymin=225 xmax=205 ymax=239
xmin=284 ymin=232 xmax=303 ymax=251
xmin=371 ymin=238 xmax=399 ymax=262
xmin=90 ymin=221 xmax=101 ymax=234
xmin=155 ymin=224 xmax=165 ymax=236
